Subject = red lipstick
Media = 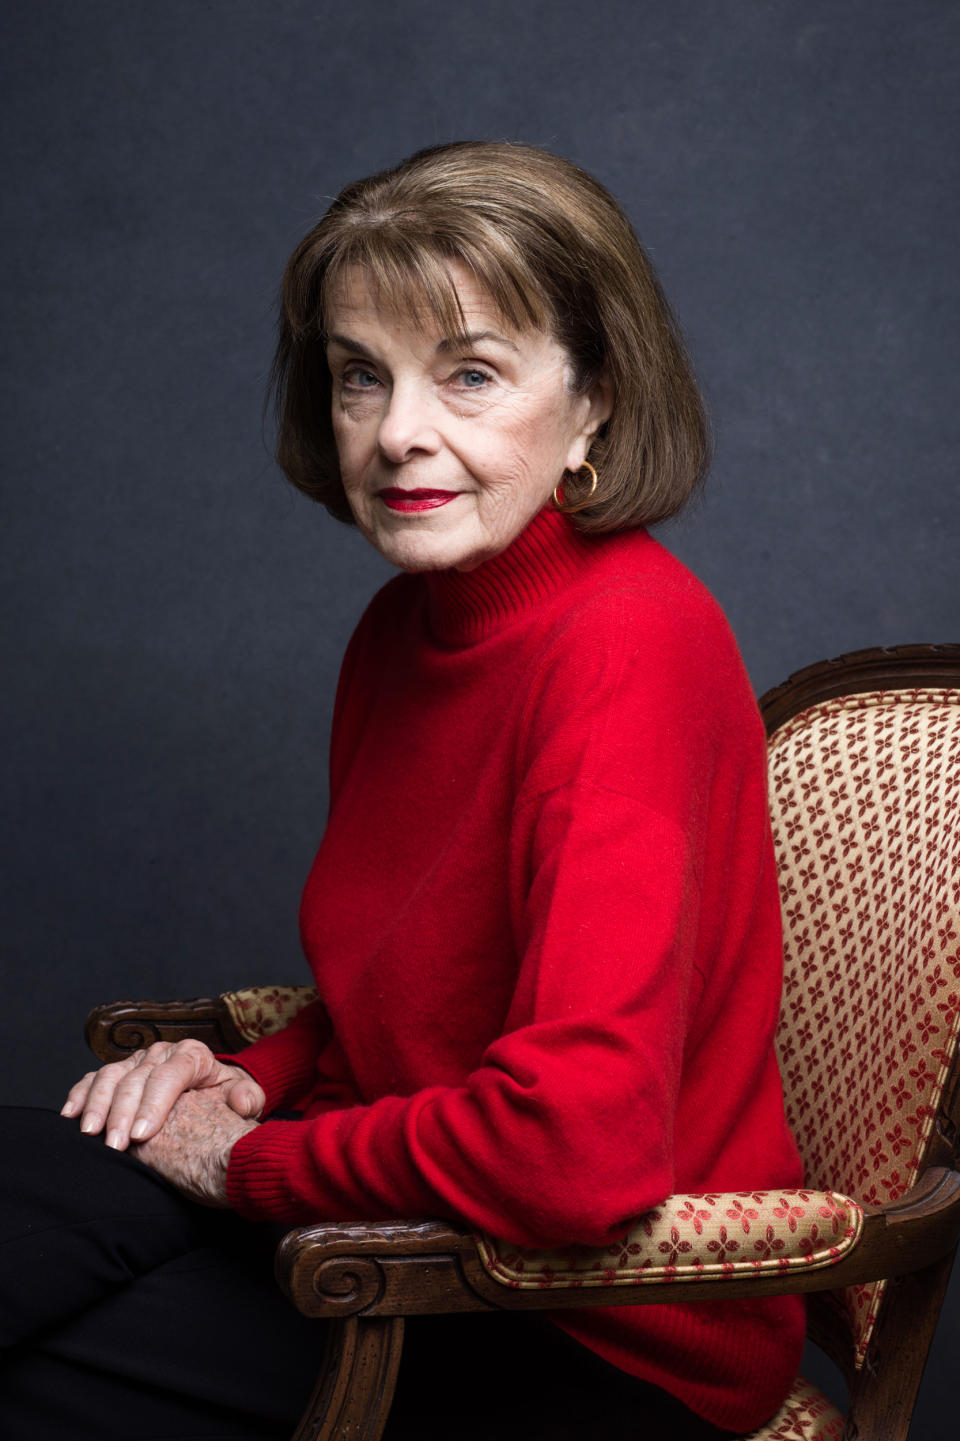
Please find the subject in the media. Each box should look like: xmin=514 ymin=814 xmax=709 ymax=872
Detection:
xmin=377 ymin=488 xmax=459 ymax=513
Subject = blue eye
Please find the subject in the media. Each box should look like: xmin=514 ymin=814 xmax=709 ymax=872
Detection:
xmin=459 ymin=368 xmax=490 ymax=388
xmin=344 ymin=367 xmax=379 ymax=389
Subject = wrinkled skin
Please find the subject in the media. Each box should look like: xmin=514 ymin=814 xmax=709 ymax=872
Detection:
xmin=131 ymin=1086 xmax=260 ymax=1207
xmin=62 ymin=1038 xmax=265 ymax=1204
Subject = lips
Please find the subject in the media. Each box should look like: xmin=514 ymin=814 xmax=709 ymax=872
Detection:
xmin=377 ymin=488 xmax=460 ymax=513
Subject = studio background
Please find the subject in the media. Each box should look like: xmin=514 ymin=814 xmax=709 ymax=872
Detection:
xmin=2 ymin=1 xmax=957 ymax=1431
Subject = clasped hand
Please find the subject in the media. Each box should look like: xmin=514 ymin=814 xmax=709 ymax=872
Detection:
xmin=61 ymin=1039 xmax=267 ymax=1206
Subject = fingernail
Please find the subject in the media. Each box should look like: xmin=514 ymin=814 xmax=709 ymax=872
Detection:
xmin=106 ymin=1130 xmax=124 ymax=1150
xmin=130 ymin=1118 xmax=149 ymax=1140
xmin=80 ymin=1115 xmax=99 ymax=1134
xmin=60 ymin=1101 xmax=76 ymax=1117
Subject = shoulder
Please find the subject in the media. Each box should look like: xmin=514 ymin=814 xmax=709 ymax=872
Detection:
xmin=517 ymin=532 xmax=765 ymax=811
xmin=536 ymin=530 xmax=751 ymax=713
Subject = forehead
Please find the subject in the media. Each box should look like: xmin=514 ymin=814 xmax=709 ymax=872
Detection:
xmin=323 ymin=262 xmax=526 ymax=344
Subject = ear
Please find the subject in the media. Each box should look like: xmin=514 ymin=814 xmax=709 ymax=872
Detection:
xmin=564 ymin=372 xmax=613 ymax=473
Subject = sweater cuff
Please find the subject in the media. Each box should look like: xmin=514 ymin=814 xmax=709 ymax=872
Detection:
xmin=226 ymin=1120 xmax=316 ymax=1221
xmin=224 ymin=1102 xmax=436 ymax=1225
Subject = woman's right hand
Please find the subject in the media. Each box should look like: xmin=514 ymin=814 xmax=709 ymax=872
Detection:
xmin=60 ymin=1039 xmax=267 ymax=1152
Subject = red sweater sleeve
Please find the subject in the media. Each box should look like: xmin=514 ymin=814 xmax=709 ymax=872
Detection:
xmin=226 ymin=787 xmax=697 ymax=1241
xmin=220 ymin=1000 xmax=361 ymax=1116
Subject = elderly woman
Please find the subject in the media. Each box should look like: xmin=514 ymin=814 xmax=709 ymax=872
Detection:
xmin=1 ymin=143 xmax=803 ymax=1439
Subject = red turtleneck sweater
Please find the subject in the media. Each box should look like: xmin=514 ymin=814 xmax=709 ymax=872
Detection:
xmin=225 ymin=507 xmax=804 ymax=1431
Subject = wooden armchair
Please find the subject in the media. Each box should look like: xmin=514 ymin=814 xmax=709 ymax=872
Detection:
xmin=86 ymin=644 xmax=960 ymax=1440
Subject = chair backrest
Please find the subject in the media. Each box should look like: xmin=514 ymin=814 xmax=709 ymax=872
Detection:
xmin=761 ymin=646 xmax=960 ymax=1368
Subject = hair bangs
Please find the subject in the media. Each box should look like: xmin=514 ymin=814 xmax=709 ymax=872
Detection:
xmin=319 ymin=224 xmax=550 ymax=346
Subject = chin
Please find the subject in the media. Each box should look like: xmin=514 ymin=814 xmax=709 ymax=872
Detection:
xmin=397 ymin=544 xmax=480 ymax=574
xmin=372 ymin=527 xmax=489 ymax=574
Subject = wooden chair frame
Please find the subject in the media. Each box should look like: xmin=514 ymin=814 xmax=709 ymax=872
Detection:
xmin=86 ymin=644 xmax=960 ymax=1441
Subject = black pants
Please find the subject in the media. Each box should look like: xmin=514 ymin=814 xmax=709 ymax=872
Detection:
xmin=0 ymin=1109 xmax=739 ymax=1439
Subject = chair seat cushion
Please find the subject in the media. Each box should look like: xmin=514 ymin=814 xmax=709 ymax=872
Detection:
xmin=744 ymin=1374 xmax=845 ymax=1439
xmin=475 ymin=1188 xmax=863 ymax=1288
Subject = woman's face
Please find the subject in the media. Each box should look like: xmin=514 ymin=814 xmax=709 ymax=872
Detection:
xmin=324 ymin=264 xmax=610 ymax=572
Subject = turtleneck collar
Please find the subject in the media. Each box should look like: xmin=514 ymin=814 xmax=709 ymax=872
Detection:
xmin=424 ymin=504 xmax=603 ymax=644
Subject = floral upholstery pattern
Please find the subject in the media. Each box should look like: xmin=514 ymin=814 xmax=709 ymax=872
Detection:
xmin=744 ymin=1375 xmax=845 ymax=1440
xmin=475 ymin=1189 xmax=862 ymax=1288
xmin=222 ymin=985 xmax=317 ymax=1043
xmin=769 ymin=690 xmax=960 ymax=1364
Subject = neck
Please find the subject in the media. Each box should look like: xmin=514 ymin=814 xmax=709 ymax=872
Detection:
xmin=425 ymin=505 xmax=603 ymax=643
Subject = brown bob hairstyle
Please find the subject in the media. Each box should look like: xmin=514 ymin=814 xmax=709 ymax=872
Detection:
xmin=272 ymin=141 xmax=709 ymax=532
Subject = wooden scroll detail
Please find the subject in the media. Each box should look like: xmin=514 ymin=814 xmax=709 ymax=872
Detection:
xmin=84 ymin=995 xmax=246 ymax=1062
xmin=276 ymin=1220 xmax=493 ymax=1321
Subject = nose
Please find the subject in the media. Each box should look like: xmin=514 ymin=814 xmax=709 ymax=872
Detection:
xmin=376 ymin=381 xmax=440 ymax=464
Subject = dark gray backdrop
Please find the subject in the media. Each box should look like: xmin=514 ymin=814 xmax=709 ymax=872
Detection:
xmin=2 ymin=1 xmax=957 ymax=1431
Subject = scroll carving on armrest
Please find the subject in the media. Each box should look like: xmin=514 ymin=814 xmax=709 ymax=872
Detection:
xmin=85 ymin=995 xmax=247 ymax=1061
xmin=85 ymin=985 xmax=318 ymax=1062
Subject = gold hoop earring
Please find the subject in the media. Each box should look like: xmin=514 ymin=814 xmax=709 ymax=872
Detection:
xmin=553 ymin=460 xmax=599 ymax=514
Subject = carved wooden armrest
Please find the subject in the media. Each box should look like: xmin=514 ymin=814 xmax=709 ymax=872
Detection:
xmin=85 ymin=986 xmax=318 ymax=1063
xmin=277 ymin=1167 xmax=960 ymax=1319
xmin=85 ymin=995 xmax=247 ymax=1060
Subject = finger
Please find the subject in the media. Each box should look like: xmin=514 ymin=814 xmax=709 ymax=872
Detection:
xmin=224 ymin=1076 xmax=265 ymax=1119
xmin=99 ymin=1049 xmax=175 ymax=1149
xmin=69 ymin=1050 xmax=149 ymax=1137
xmin=60 ymin=1069 xmax=102 ymax=1119
xmin=127 ymin=1039 xmax=217 ymax=1142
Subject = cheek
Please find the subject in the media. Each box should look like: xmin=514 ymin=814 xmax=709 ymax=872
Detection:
xmin=331 ymin=419 xmax=366 ymax=488
xmin=479 ymin=400 xmax=564 ymax=474
xmin=491 ymin=410 xmax=569 ymax=489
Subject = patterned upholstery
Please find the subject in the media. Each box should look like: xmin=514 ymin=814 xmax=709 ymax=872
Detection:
xmin=744 ymin=1375 xmax=845 ymax=1440
xmin=222 ymin=984 xmax=317 ymax=1043
xmin=475 ymin=1189 xmax=862 ymax=1288
xmin=769 ymin=690 xmax=960 ymax=1363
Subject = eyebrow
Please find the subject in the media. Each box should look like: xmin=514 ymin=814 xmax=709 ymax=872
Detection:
xmin=437 ymin=330 xmax=520 ymax=354
xmin=325 ymin=333 xmax=377 ymax=358
xmin=324 ymin=329 xmax=520 ymax=356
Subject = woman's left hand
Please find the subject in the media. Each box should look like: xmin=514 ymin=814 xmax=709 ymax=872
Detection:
xmin=131 ymin=1087 xmax=259 ymax=1207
